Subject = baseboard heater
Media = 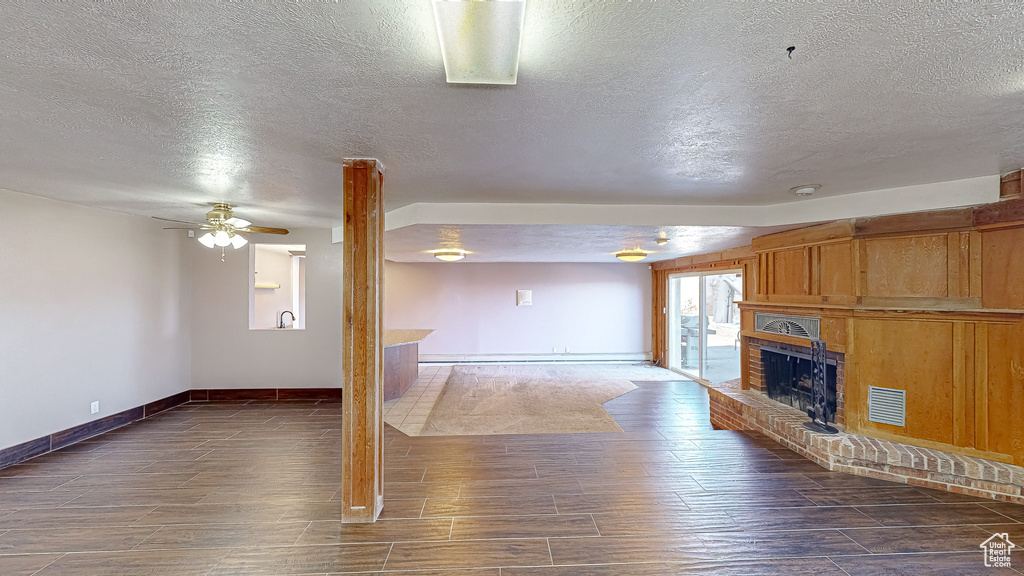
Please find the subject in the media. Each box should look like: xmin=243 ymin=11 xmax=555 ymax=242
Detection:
xmin=419 ymin=353 xmax=652 ymax=364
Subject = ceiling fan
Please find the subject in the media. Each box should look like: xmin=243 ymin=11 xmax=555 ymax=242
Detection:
xmin=155 ymin=203 xmax=289 ymax=249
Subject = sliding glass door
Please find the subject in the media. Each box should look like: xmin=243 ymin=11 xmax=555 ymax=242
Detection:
xmin=666 ymin=275 xmax=701 ymax=373
xmin=666 ymin=270 xmax=743 ymax=383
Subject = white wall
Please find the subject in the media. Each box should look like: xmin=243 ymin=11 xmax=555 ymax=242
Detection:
xmin=0 ymin=191 xmax=653 ymax=451
xmin=0 ymin=189 xmax=191 ymax=450
xmin=190 ymin=229 xmax=341 ymax=389
xmin=384 ymin=261 xmax=652 ymax=360
xmin=297 ymin=257 xmax=306 ymax=328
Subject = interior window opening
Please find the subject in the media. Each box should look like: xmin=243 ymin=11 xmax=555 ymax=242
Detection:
xmin=250 ymin=243 xmax=306 ymax=330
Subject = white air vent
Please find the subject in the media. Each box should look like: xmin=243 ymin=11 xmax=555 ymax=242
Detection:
xmin=754 ymin=313 xmax=820 ymax=339
xmin=868 ymin=386 xmax=906 ymax=427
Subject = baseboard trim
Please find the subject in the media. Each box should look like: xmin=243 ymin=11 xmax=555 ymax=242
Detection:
xmin=189 ymin=388 xmax=343 ymax=402
xmin=0 ymin=437 xmax=50 ymax=470
xmin=0 ymin=387 xmax=342 ymax=470
xmin=419 ymin=353 xmax=653 ymax=363
xmin=0 ymin=390 xmax=190 ymax=470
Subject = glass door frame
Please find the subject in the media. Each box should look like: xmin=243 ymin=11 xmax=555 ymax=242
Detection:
xmin=666 ymin=268 xmax=743 ymax=382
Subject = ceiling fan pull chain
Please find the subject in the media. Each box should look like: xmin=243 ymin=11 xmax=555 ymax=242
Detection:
xmin=221 ymin=246 xmax=226 ymax=262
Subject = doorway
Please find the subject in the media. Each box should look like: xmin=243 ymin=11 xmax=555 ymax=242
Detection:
xmin=666 ymin=270 xmax=743 ymax=383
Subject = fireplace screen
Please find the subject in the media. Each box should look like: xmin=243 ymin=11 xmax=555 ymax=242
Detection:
xmin=761 ymin=347 xmax=837 ymax=417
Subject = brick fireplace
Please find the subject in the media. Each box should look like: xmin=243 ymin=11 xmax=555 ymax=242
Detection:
xmin=707 ymin=330 xmax=1024 ymax=504
xmin=657 ymin=204 xmax=1024 ymax=502
xmin=746 ymin=336 xmax=845 ymax=427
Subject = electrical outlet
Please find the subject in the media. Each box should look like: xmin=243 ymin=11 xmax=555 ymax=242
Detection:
xmin=90 ymin=401 xmax=99 ymax=414
xmin=565 ymin=347 xmax=569 ymax=354
xmin=552 ymin=346 xmax=558 ymax=353
xmin=187 ymin=230 xmax=195 ymax=238
xmin=517 ymin=290 xmax=532 ymax=306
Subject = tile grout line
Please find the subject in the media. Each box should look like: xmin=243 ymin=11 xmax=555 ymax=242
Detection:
xmin=27 ymin=553 xmax=67 ymax=576
xmin=290 ymin=520 xmax=314 ymax=546
xmin=381 ymin=542 xmax=395 ymax=571
xmin=827 ymin=556 xmax=855 ymax=576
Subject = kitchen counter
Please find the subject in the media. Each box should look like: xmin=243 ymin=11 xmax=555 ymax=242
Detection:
xmin=383 ymin=329 xmax=433 ymax=401
xmin=384 ymin=329 xmax=434 ymax=348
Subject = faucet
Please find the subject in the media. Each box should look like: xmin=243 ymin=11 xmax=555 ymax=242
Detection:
xmin=279 ymin=310 xmax=295 ymax=329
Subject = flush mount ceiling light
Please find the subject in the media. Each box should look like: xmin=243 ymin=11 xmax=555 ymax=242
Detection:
xmin=615 ymin=249 xmax=648 ymax=262
xmin=791 ymin=184 xmax=821 ymax=197
xmin=432 ymin=249 xmax=468 ymax=262
xmin=432 ymin=0 xmax=527 ymax=85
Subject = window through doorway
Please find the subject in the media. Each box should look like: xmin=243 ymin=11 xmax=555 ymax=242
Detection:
xmin=666 ymin=270 xmax=742 ymax=383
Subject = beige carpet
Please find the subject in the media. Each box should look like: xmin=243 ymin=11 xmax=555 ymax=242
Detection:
xmin=419 ymin=364 xmax=680 ymax=436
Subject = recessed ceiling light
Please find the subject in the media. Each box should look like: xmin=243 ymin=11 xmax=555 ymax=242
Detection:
xmin=615 ymin=249 xmax=648 ymax=262
xmin=791 ymin=184 xmax=821 ymax=197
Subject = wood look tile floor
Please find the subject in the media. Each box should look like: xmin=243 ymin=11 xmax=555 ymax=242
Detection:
xmin=1 ymin=379 xmax=1023 ymax=575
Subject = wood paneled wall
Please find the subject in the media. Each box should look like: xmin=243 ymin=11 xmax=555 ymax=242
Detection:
xmin=735 ymin=196 xmax=1024 ymax=466
xmin=845 ymin=313 xmax=1023 ymax=463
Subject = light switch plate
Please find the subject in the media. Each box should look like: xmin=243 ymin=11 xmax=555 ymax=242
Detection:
xmin=516 ymin=290 xmax=532 ymax=306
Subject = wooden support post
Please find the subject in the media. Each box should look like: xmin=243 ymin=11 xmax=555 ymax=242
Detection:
xmin=341 ymin=159 xmax=385 ymax=523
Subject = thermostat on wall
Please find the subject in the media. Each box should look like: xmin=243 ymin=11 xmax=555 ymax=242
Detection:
xmin=516 ymin=290 xmax=532 ymax=306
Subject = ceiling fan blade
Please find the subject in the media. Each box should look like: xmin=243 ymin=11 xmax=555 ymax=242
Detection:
xmin=245 ymin=226 xmax=289 ymax=235
xmin=153 ymin=216 xmax=205 ymax=226
xmin=162 ymin=227 xmax=199 ymax=230
xmin=225 ymin=217 xmax=252 ymax=228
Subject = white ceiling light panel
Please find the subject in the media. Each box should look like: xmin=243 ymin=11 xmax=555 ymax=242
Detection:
xmin=432 ymin=0 xmax=526 ymax=85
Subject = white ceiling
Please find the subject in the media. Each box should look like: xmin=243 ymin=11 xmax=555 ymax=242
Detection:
xmin=1 ymin=2 xmax=1022 ymax=260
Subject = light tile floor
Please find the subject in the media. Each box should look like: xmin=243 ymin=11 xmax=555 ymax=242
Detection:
xmin=382 ymin=365 xmax=452 ymax=435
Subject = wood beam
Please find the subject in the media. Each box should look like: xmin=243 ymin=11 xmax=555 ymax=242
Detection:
xmin=341 ymin=158 xmax=385 ymax=523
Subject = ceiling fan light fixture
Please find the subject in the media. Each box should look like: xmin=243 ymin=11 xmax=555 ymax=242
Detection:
xmin=615 ymin=249 xmax=648 ymax=262
xmin=213 ymin=230 xmax=232 ymax=247
xmin=198 ymin=232 xmax=216 ymax=248
xmin=175 ymin=204 xmax=287 ymax=254
xmin=433 ymin=249 xmax=467 ymax=262
xmin=432 ymin=0 xmax=527 ymax=85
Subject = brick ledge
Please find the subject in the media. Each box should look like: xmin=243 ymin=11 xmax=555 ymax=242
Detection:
xmin=707 ymin=378 xmax=1024 ymax=504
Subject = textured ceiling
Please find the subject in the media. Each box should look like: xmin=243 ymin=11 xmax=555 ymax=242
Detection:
xmin=1 ymin=1 xmax=1023 ymax=250
xmin=385 ymin=223 xmax=800 ymax=263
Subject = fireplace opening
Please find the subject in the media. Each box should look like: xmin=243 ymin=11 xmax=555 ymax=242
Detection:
xmin=761 ymin=346 xmax=837 ymax=418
